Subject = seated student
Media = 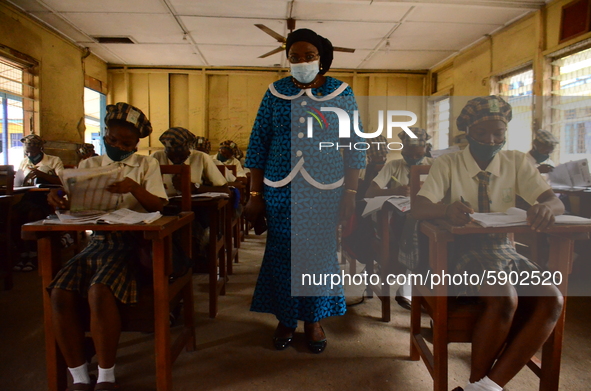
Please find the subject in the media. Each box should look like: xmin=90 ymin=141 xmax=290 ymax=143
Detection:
xmin=212 ymin=140 xmax=248 ymax=186
xmin=77 ymin=143 xmax=98 ymax=161
xmin=365 ymin=128 xmax=434 ymax=198
xmin=193 ymin=136 xmax=211 ymax=154
xmin=152 ymin=127 xmax=229 ymax=196
xmin=526 ymin=129 xmax=559 ymax=174
xmin=365 ymin=128 xmax=433 ymax=310
xmin=12 ymin=134 xmax=64 ymax=271
xmin=46 ymin=103 xmax=168 ymax=391
xmin=412 ymin=96 xmax=564 ymax=391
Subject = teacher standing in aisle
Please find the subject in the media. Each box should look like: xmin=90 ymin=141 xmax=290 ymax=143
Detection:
xmin=244 ymin=28 xmax=365 ymax=353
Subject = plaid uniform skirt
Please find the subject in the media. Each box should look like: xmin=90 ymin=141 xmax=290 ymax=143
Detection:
xmin=452 ymin=233 xmax=539 ymax=297
xmin=47 ymin=231 xmax=142 ymax=304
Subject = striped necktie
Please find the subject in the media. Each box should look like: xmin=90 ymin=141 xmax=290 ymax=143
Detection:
xmin=476 ymin=171 xmax=492 ymax=213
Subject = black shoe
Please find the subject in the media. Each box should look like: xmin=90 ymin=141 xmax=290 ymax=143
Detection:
xmin=305 ymin=323 xmax=327 ymax=354
xmin=395 ymin=294 xmax=412 ymax=311
xmin=273 ymin=335 xmax=293 ymax=350
xmin=451 ymin=388 xmax=464 ymax=391
xmin=307 ymin=338 xmax=327 ymax=354
xmin=273 ymin=323 xmax=295 ymax=350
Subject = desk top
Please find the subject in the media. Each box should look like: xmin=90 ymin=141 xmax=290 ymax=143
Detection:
xmin=22 ymin=212 xmax=194 ymax=240
xmin=424 ymin=219 xmax=591 ymax=236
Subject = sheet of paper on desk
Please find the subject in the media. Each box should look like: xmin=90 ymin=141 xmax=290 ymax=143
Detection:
xmin=98 ymin=209 xmax=162 ymax=224
xmin=48 ymin=209 xmax=162 ymax=225
xmin=548 ymin=159 xmax=591 ymax=188
xmin=192 ymin=192 xmax=229 ymax=198
xmin=61 ymin=165 xmax=124 ymax=211
xmin=362 ymin=196 xmax=409 ymax=217
xmin=472 ymin=207 xmax=591 ymax=227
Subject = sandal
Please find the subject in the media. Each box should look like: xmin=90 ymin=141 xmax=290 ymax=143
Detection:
xmin=21 ymin=260 xmax=36 ymax=272
xmin=94 ymin=382 xmax=119 ymax=391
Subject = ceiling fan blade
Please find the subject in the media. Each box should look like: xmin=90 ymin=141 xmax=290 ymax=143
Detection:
xmin=258 ymin=46 xmax=285 ymax=58
xmin=255 ymin=24 xmax=286 ymax=43
xmin=334 ymin=47 xmax=356 ymax=53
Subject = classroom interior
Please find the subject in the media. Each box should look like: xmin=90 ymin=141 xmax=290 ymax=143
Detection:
xmin=1 ymin=0 xmax=591 ymax=390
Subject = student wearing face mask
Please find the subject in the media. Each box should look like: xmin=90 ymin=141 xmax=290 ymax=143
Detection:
xmin=365 ymin=128 xmax=433 ymax=199
xmin=412 ymin=96 xmax=564 ymax=391
xmin=526 ymin=129 xmax=558 ymax=174
xmin=152 ymin=127 xmax=228 ymax=196
xmin=212 ymin=139 xmax=248 ymax=186
xmin=11 ymin=135 xmax=64 ymax=272
xmin=244 ymin=28 xmax=365 ymax=354
xmin=45 ymin=103 xmax=168 ymax=391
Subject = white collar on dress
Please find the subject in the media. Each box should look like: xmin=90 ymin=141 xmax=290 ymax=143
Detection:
xmin=268 ymin=81 xmax=349 ymax=101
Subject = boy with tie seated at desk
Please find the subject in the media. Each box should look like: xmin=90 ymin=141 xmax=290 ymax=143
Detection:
xmin=526 ymin=129 xmax=558 ymax=174
xmin=365 ymin=128 xmax=433 ymax=310
xmin=46 ymin=103 xmax=168 ymax=391
xmin=412 ymin=96 xmax=565 ymax=391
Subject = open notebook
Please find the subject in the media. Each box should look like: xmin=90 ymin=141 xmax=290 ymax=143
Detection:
xmin=44 ymin=209 xmax=162 ymax=225
xmin=362 ymin=196 xmax=410 ymax=217
xmin=472 ymin=207 xmax=591 ymax=228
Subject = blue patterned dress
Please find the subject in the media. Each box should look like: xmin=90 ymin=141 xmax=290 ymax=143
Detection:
xmin=246 ymin=76 xmax=366 ymax=328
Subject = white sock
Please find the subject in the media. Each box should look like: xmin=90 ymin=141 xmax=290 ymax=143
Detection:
xmin=465 ymin=376 xmax=503 ymax=391
xmin=97 ymin=365 xmax=116 ymax=383
xmin=68 ymin=363 xmax=90 ymax=384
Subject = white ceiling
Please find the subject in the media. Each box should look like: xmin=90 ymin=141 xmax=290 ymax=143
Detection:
xmin=8 ymin=0 xmax=547 ymax=70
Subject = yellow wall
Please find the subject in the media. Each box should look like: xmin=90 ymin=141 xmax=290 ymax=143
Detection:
xmin=0 ymin=2 xmax=108 ymax=164
xmin=429 ymin=0 xmax=591 ymax=144
xmin=107 ymin=68 xmax=427 ymax=159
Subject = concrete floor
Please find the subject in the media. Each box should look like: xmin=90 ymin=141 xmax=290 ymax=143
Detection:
xmin=1 ymin=233 xmax=590 ymax=390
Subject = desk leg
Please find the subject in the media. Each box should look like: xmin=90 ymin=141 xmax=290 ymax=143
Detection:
xmin=38 ymin=236 xmax=67 ymax=391
xmin=152 ymin=237 xmax=172 ymax=391
xmin=539 ymin=236 xmax=574 ymax=391
xmin=209 ymin=208 xmax=219 ymax=318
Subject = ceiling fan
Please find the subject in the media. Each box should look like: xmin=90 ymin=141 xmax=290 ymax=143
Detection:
xmin=255 ymin=18 xmax=355 ymax=58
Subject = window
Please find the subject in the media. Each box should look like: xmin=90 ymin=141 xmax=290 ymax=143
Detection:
xmin=495 ymin=68 xmax=534 ymax=153
xmin=548 ymin=47 xmax=591 ymax=163
xmin=427 ymin=96 xmax=450 ymax=150
xmin=84 ymin=87 xmax=106 ymax=155
xmin=0 ymin=56 xmax=36 ymax=165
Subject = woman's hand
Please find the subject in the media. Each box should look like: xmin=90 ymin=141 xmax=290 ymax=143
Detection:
xmin=527 ymin=203 xmax=555 ymax=232
xmin=444 ymin=201 xmax=474 ymax=226
xmin=106 ymin=177 xmax=140 ymax=194
xmin=244 ymin=195 xmax=265 ymax=224
xmin=393 ymin=185 xmax=410 ymax=197
xmin=47 ymin=188 xmax=69 ymax=210
xmin=340 ymin=191 xmax=356 ymax=228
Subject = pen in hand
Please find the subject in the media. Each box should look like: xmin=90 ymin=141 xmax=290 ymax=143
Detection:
xmin=460 ymin=196 xmax=474 ymax=221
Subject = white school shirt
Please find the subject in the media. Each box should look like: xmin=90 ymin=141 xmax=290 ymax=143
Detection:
xmin=152 ymin=150 xmax=227 ymax=197
xmin=372 ymin=157 xmax=434 ymax=189
xmin=18 ymin=154 xmax=64 ymax=184
xmin=79 ymin=153 xmax=168 ymax=212
xmin=211 ymin=156 xmax=247 ymax=182
xmin=418 ymin=146 xmax=550 ymax=212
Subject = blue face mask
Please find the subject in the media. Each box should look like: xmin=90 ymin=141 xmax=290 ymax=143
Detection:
xmin=530 ymin=148 xmax=549 ymax=164
xmin=403 ymin=155 xmax=424 ymax=166
xmin=103 ymin=137 xmax=136 ymax=162
xmin=467 ymin=135 xmax=505 ymax=161
xmin=28 ymin=153 xmax=43 ymax=165
xmin=290 ymin=60 xmax=320 ymax=85
xmin=217 ymin=153 xmax=229 ymax=163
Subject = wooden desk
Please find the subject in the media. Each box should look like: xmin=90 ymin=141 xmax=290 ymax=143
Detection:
xmin=0 ymin=195 xmax=14 ymax=290
xmin=22 ymin=212 xmax=194 ymax=391
xmin=191 ymin=197 xmax=228 ymax=318
xmin=552 ymin=187 xmax=591 ymax=218
xmin=413 ymin=220 xmax=591 ymax=391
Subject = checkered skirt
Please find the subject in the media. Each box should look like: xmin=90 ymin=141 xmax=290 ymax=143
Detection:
xmin=452 ymin=233 xmax=539 ymax=296
xmin=47 ymin=231 xmax=142 ymax=304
